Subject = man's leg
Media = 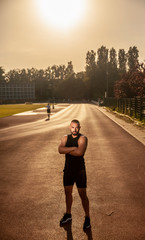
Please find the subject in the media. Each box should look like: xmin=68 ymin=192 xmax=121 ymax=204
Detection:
xmin=78 ymin=188 xmax=91 ymax=230
xmin=64 ymin=185 xmax=73 ymax=214
xmin=60 ymin=185 xmax=73 ymax=224
xmin=77 ymin=188 xmax=90 ymax=217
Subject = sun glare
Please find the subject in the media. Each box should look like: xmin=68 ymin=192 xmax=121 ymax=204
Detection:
xmin=36 ymin=0 xmax=87 ymax=30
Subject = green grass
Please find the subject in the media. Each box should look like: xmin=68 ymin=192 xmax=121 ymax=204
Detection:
xmin=0 ymin=103 xmax=47 ymax=118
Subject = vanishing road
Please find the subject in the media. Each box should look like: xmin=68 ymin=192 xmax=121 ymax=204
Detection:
xmin=0 ymin=104 xmax=145 ymax=240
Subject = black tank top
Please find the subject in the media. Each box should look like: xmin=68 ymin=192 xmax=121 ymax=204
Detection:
xmin=64 ymin=133 xmax=85 ymax=172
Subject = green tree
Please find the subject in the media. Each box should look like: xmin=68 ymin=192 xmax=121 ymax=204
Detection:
xmin=5 ymin=69 xmax=22 ymax=82
xmin=118 ymin=49 xmax=127 ymax=74
xmin=109 ymin=48 xmax=117 ymax=69
xmin=114 ymin=63 xmax=145 ymax=98
xmin=54 ymin=75 xmax=85 ymax=101
xmin=65 ymin=61 xmax=74 ymax=78
xmin=0 ymin=67 xmax=5 ymax=81
xmin=96 ymin=46 xmax=109 ymax=98
xmin=58 ymin=65 xmax=66 ymax=80
xmin=108 ymin=48 xmax=119 ymax=97
xmin=97 ymin=46 xmax=108 ymax=70
xmin=127 ymin=46 xmax=139 ymax=72
xmin=85 ymin=50 xmax=97 ymax=99
xmin=34 ymin=69 xmax=49 ymax=100
xmin=86 ymin=50 xmax=96 ymax=71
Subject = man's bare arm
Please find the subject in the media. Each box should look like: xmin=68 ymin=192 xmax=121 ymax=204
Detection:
xmin=58 ymin=135 xmax=77 ymax=154
xmin=69 ymin=136 xmax=88 ymax=156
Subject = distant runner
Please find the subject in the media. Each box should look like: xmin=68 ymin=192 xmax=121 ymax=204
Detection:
xmin=58 ymin=119 xmax=91 ymax=230
xmin=46 ymin=103 xmax=51 ymax=120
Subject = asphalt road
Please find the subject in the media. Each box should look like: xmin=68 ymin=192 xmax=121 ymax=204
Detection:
xmin=0 ymin=104 xmax=145 ymax=240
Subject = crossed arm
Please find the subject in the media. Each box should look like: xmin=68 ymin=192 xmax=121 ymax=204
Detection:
xmin=58 ymin=135 xmax=88 ymax=157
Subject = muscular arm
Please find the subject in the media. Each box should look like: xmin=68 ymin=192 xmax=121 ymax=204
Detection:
xmin=69 ymin=136 xmax=88 ymax=156
xmin=58 ymin=135 xmax=77 ymax=154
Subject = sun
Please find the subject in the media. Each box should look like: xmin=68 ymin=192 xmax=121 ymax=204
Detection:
xmin=36 ymin=0 xmax=87 ymax=30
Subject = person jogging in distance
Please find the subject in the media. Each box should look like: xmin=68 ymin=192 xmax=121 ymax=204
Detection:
xmin=46 ymin=103 xmax=51 ymax=120
xmin=58 ymin=119 xmax=91 ymax=230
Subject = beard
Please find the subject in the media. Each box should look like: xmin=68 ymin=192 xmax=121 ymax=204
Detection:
xmin=72 ymin=131 xmax=79 ymax=136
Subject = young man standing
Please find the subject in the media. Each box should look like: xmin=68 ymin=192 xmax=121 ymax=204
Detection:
xmin=58 ymin=119 xmax=91 ymax=230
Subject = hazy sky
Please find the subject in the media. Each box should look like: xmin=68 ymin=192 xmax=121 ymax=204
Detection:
xmin=0 ymin=0 xmax=145 ymax=72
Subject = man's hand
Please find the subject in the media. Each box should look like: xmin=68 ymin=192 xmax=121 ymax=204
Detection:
xmin=58 ymin=135 xmax=77 ymax=154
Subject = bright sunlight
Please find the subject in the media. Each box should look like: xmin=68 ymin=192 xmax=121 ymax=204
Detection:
xmin=36 ymin=0 xmax=87 ymax=30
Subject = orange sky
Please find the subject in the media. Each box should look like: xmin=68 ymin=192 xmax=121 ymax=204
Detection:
xmin=0 ymin=0 xmax=145 ymax=72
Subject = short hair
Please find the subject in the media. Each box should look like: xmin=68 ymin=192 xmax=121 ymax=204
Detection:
xmin=71 ymin=119 xmax=80 ymax=127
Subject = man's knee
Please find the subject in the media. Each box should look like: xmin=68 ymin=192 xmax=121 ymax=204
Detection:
xmin=78 ymin=188 xmax=88 ymax=199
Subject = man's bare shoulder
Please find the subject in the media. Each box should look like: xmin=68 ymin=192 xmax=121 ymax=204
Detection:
xmin=62 ymin=135 xmax=68 ymax=140
xmin=79 ymin=134 xmax=88 ymax=142
xmin=59 ymin=135 xmax=68 ymax=147
xmin=80 ymin=134 xmax=87 ymax=138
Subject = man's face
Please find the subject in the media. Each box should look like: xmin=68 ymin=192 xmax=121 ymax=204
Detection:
xmin=69 ymin=122 xmax=80 ymax=136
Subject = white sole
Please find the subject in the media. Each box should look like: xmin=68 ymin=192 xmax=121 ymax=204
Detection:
xmin=61 ymin=218 xmax=72 ymax=224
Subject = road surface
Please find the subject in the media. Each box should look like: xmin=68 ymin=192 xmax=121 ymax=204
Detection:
xmin=0 ymin=104 xmax=145 ymax=240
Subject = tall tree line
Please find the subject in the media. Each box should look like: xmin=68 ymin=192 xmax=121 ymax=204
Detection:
xmin=1 ymin=46 xmax=144 ymax=100
xmin=85 ymin=46 xmax=141 ymax=99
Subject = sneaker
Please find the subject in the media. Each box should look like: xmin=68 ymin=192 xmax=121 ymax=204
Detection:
xmin=60 ymin=213 xmax=72 ymax=224
xmin=83 ymin=216 xmax=91 ymax=230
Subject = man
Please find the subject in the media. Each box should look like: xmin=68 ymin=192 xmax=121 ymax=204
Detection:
xmin=46 ymin=103 xmax=51 ymax=119
xmin=58 ymin=119 xmax=91 ymax=230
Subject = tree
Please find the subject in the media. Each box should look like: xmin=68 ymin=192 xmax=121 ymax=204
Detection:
xmin=107 ymin=48 xmax=119 ymax=97
xmin=86 ymin=50 xmax=96 ymax=72
xmin=54 ymin=73 xmax=85 ymax=100
xmin=5 ymin=69 xmax=20 ymax=82
xmin=58 ymin=65 xmax=66 ymax=80
xmin=114 ymin=63 xmax=145 ymax=98
xmin=118 ymin=49 xmax=127 ymax=74
xmin=97 ymin=46 xmax=108 ymax=70
xmin=127 ymin=46 xmax=139 ymax=72
xmin=51 ymin=65 xmax=58 ymax=80
xmin=33 ymin=69 xmax=50 ymax=100
xmin=85 ymin=50 xmax=97 ymax=99
xmin=0 ymin=67 xmax=5 ymax=82
xmin=109 ymin=48 xmax=117 ymax=69
xmin=96 ymin=46 xmax=109 ymax=98
xmin=65 ymin=61 xmax=74 ymax=78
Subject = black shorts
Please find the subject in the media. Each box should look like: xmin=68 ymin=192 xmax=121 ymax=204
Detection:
xmin=63 ymin=169 xmax=87 ymax=188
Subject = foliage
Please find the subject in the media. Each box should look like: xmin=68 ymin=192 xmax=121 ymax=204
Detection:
xmin=0 ymin=67 xmax=5 ymax=81
xmin=97 ymin=46 xmax=108 ymax=70
xmin=114 ymin=63 xmax=145 ymax=98
xmin=127 ymin=46 xmax=139 ymax=72
xmin=118 ymin=49 xmax=127 ymax=74
xmin=0 ymin=45 xmax=143 ymax=101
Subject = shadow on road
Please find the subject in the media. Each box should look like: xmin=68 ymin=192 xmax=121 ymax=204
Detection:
xmin=60 ymin=221 xmax=73 ymax=240
xmin=60 ymin=221 xmax=93 ymax=240
xmin=84 ymin=227 xmax=93 ymax=240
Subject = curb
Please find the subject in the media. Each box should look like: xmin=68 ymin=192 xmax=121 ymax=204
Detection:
xmin=92 ymin=103 xmax=145 ymax=146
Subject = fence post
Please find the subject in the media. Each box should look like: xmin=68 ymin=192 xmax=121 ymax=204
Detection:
xmin=130 ymin=98 xmax=133 ymax=117
xmin=134 ymin=97 xmax=137 ymax=118
xmin=124 ymin=99 xmax=126 ymax=114
xmin=140 ymin=97 xmax=142 ymax=121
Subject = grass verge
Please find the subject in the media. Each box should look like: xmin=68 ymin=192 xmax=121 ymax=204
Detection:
xmin=0 ymin=103 xmax=47 ymax=118
xmin=106 ymin=107 xmax=145 ymax=127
